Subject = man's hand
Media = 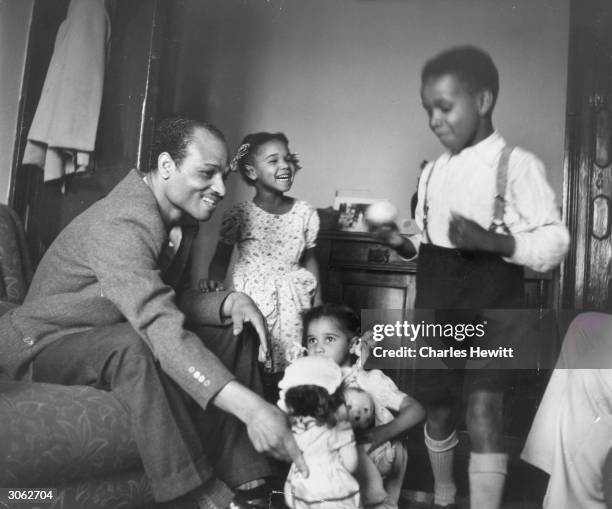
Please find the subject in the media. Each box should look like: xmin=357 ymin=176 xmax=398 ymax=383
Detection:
xmin=222 ymin=292 xmax=268 ymax=356
xmin=213 ymin=382 xmax=309 ymax=476
xmin=246 ymin=401 xmax=309 ymax=476
xmin=448 ymin=212 xmax=515 ymax=256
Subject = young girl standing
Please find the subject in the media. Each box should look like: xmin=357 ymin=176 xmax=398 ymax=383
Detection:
xmin=208 ymin=132 xmax=321 ymax=377
xmin=302 ymin=304 xmax=425 ymax=509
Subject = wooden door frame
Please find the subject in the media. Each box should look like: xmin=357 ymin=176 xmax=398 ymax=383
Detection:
xmin=561 ymin=0 xmax=612 ymax=310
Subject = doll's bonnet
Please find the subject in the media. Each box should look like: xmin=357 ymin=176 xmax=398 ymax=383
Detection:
xmin=277 ymin=356 xmax=343 ymax=412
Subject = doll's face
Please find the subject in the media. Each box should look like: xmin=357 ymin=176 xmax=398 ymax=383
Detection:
xmin=344 ymin=388 xmax=375 ymax=430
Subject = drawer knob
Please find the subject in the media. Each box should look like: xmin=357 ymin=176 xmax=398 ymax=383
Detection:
xmin=368 ymin=247 xmax=390 ymax=263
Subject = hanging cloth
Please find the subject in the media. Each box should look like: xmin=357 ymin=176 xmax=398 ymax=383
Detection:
xmin=22 ymin=0 xmax=110 ymax=183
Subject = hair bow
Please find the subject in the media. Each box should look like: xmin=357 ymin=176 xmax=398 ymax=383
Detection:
xmin=229 ymin=143 xmax=251 ymax=172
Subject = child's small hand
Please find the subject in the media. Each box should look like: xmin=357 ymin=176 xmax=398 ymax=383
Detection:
xmin=357 ymin=424 xmax=391 ymax=452
xmin=448 ymin=212 xmax=490 ymax=251
xmin=198 ymin=278 xmax=226 ymax=293
xmin=369 ymin=222 xmax=404 ymax=249
xmin=449 ymin=212 xmax=516 ymax=256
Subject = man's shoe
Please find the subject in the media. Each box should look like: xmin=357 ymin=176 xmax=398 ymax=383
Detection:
xmin=226 ymin=495 xmax=266 ymax=509
xmin=228 ymin=491 xmax=286 ymax=509
xmin=227 ymin=496 xmax=288 ymax=509
xmin=432 ymin=504 xmax=461 ymax=509
xmin=232 ymin=481 xmax=276 ymax=508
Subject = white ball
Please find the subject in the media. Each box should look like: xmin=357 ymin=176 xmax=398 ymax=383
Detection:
xmin=365 ymin=200 xmax=399 ymax=226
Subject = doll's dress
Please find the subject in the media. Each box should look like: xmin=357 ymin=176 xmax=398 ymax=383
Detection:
xmin=285 ymin=417 xmax=361 ymax=508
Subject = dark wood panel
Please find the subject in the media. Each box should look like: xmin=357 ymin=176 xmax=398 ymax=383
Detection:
xmin=327 ymin=269 xmax=415 ymax=312
xmin=95 ymin=0 xmax=165 ymax=174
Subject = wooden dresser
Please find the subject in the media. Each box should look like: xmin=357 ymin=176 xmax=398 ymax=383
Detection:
xmin=315 ymin=230 xmax=417 ymax=313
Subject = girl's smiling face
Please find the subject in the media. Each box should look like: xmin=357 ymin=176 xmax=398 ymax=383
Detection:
xmin=246 ymin=139 xmax=296 ymax=193
xmin=305 ymin=316 xmax=355 ymax=367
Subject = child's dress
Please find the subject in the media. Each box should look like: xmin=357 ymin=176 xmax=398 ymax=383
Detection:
xmin=285 ymin=417 xmax=361 ymax=509
xmin=220 ymin=199 xmax=319 ymax=371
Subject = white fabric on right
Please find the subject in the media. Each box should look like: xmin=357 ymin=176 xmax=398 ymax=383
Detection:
xmin=522 ymin=313 xmax=612 ymax=509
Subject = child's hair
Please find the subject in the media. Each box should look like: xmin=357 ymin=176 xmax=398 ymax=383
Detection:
xmin=230 ymin=131 xmax=299 ymax=186
xmin=284 ymin=384 xmax=345 ymax=427
xmin=302 ymin=304 xmax=361 ymax=348
xmin=421 ymin=45 xmax=499 ymax=110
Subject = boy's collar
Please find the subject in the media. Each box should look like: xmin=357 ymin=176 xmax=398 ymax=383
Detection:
xmin=447 ymin=131 xmax=506 ymax=164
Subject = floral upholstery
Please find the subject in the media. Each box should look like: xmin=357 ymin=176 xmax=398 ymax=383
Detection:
xmin=0 ymin=382 xmax=155 ymax=508
xmin=0 ymin=204 xmax=33 ymax=303
xmin=0 ymin=382 xmax=139 ymax=484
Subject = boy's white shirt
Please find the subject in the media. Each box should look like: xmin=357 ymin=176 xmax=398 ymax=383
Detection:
xmin=410 ymin=131 xmax=569 ymax=273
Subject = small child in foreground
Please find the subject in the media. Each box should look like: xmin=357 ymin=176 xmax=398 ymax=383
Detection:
xmin=303 ymin=304 xmax=425 ymax=508
xmin=278 ymin=355 xmax=361 ymax=509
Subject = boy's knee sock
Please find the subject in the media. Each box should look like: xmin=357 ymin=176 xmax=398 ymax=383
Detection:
xmin=424 ymin=424 xmax=458 ymax=506
xmin=468 ymin=452 xmax=508 ymax=509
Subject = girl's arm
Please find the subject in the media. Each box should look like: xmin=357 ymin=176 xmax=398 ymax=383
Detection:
xmin=204 ymin=241 xmax=234 ymax=291
xmin=363 ymin=395 xmax=425 ymax=452
xmin=302 ymin=248 xmax=322 ymax=306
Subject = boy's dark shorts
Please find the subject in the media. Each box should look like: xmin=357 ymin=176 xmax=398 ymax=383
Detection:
xmin=411 ymin=368 xmax=513 ymax=406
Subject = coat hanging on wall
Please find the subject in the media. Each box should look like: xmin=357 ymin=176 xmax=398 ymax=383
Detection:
xmin=22 ymin=0 xmax=110 ymax=184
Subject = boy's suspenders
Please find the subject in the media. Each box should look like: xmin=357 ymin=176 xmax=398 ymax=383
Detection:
xmin=421 ymin=161 xmax=435 ymax=243
xmin=489 ymin=145 xmax=514 ymax=234
xmin=421 ymin=144 xmax=514 ymax=242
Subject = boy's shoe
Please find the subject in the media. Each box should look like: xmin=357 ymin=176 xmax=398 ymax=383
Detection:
xmin=431 ymin=504 xmax=461 ymax=509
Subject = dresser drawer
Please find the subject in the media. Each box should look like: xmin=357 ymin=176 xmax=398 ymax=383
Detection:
xmin=329 ymin=239 xmax=416 ymax=272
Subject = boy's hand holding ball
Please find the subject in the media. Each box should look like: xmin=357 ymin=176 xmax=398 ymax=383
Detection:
xmin=366 ymin=200 xmax=404 ymax=249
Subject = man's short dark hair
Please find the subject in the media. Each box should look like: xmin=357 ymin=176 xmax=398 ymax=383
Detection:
xmin=421 ymin=46 xmax=499 ymax=108
xmin=149 ymin=117 xmax=226 ymax=171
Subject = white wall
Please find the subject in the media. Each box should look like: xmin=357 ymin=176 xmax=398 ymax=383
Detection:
xmin=167 ymin=0 xmax=571 ymax=279
xmin=0 ymin=0 xmax=33 ymax=203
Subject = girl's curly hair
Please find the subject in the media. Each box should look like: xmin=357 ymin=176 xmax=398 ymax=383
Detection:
xmin=229 ymin=132 xmax=301 ymax=186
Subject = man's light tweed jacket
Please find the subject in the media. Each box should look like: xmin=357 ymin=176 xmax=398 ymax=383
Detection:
xmin=0 ymin=170 xmax=235 ymax=409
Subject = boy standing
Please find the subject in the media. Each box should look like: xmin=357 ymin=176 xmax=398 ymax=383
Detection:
xmin=374 ymin=46 xmax=569 ymax=509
